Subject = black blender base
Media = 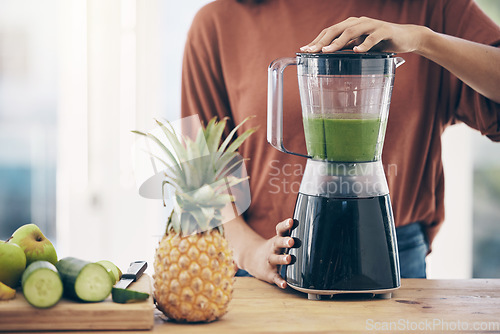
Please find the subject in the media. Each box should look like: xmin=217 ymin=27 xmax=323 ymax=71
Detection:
xmin=288 ymin=283 xmax=399 ymax=300
xmin=287 ymin=194 xmax=401 ymax=294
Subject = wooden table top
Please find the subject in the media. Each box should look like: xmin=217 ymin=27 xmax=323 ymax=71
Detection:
xmin=6 ymin=277 xmax=500 ymax=333
xmin=154 ymin=277 xmax=500 ymax=333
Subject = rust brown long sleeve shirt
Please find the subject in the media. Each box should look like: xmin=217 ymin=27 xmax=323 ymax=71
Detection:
xmin=181 ymin=0 xmax=500 ymax=245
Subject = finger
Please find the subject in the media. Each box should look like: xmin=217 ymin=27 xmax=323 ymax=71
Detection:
xmin=322 ymin=21 xmax=375 ymax=52
xmin=268 ymin=253 xmax=292 ymax=266
xmin=353 ymin=31 xmax=385 ymax=52
xmin=344 ymin=36 xmax=366 ymax=50
xmin=276 ymin=218 xmax=294 ymax=237
xmin=309 ymin=17 xmax=366 ymax=52
xmin=300 ymin=29 xmax=328 ymax=52
xmin=301 ymin=29 xmax=338 ymax=52
xmin=300 ymin=17 xmax=359 ymax=52
xmin=272 ymin=273 xmax=287 ymax=289
xmin=272 ymin=236 xmax=294 ymax=250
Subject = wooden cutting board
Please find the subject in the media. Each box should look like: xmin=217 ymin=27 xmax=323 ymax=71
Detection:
xmin=0 ymin=274 xmax=155 ymax=332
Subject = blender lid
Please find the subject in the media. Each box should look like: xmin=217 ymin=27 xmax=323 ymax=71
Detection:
xmin=296 ymin=51 xmax=397 ymax=75
xmin=296 ymin=50 xmax=396 ymax=58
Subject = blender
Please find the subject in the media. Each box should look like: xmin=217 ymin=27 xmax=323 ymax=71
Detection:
xmin=268 ymin=51 xmax=404 ymax=300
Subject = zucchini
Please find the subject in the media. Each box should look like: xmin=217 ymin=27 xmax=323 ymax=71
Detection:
xmin=56 ymin=257 xmax=112 ymax=302
xmin=112 ymin=287 xmax=149 ymax=304
xmin=21 ymin=261 xmax=63 ymax=308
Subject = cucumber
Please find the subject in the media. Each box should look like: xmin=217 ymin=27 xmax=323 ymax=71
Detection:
xmin=96 ymin=260 xmax=122 ymax=284
xmin=56 ymin=257 xmax=112 ymax=302
xmin=112 ymin=287 xmax=149 ymax=304
xmin=21 ymin=261 xmax=63 ymax=308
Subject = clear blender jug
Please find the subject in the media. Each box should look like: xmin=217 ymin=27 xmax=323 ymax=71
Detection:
xmin=269 ymin=51 xmax=404 ymax=162
xmin=268 ymin=52 xmax=404 ymax=299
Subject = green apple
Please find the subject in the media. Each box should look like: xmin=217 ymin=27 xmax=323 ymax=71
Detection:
xmin=96 ymin=260 xmax=122 ymax=284
xmin=0 ymin=240 xmax=27 ymax=288
xmin=7 ymin=224 xmax=58 ymax=266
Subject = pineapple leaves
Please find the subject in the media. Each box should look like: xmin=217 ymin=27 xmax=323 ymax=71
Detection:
xmin=132 ymin=130 xmax=187 ymax=187
xmin=176 ymin=184 xmax=232 ymax=210
xmin=154 ymin=119 xmax=187 ymax=163
xmin=204 ymin=117 xmax=228 ymax=154
xmin=133 ymin=116 xmax=257 ymax=236
xmin=225 ymin=126 xmax=258 ymax=155
xmin=216 ymin=157 xmax=250 ymax=181
xmin=217 ymin=116 xmax=255 ymax=155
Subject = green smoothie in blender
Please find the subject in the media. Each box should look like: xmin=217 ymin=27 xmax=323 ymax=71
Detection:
xmin=303 ymin=116 xmax=386 ymax=162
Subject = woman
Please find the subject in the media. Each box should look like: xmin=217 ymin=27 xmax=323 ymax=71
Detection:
xmin=180 ymin=0 xmax=500 ymax=288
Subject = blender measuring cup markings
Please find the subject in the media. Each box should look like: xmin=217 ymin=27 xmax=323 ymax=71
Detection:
xmin=268 ymin=52 xmax=404 ymax=300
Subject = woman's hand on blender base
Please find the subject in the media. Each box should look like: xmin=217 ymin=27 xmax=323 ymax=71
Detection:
xmin=300 ymin=17 xmax=426 ymax=54
xmin=246 ymin=218 xmax=296 ymax=289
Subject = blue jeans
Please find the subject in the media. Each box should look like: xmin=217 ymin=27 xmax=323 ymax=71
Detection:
xmin=395 ymin=221 xmax=429 ymax=278
xmin=235 ymin=222 xmax=429 ymax=279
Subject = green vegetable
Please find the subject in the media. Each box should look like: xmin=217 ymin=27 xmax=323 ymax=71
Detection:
xmin=96 ymin=260 xmax=122 ymax=284
xmin=56 ymin=257 xmax=112 ymax=302
xmin=22 ymin=261 xmax=63 ymax=308
xmin=112 ymin=287 xmax=149 ymax=304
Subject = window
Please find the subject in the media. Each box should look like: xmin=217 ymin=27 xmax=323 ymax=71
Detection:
xmin=0 ymin=0 xmax=58 ymax=243
xmin=472 ymin=0 xmax=500 ymax=278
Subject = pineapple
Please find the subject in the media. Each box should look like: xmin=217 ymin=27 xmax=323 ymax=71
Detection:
xmin=134 ymin=116 xmax=256 ymax=322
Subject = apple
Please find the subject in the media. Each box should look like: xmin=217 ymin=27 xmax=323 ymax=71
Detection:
xmin=7 ymin=224 xmax=58 ymax=266
xmin=0 ymin=240 xmax=27 ymax=288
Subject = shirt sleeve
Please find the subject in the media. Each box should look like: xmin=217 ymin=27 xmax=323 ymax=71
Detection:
xmin=442 ymin=0 xmax=500 ymax=141
xmin=180 ymin=4 xmax=234 ymax=132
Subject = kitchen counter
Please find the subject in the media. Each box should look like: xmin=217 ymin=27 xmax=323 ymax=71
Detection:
xmin=155 ymin=277 xmax=500 ymax=333
xmin=7 ymin=277 xmax=500 ymax=333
